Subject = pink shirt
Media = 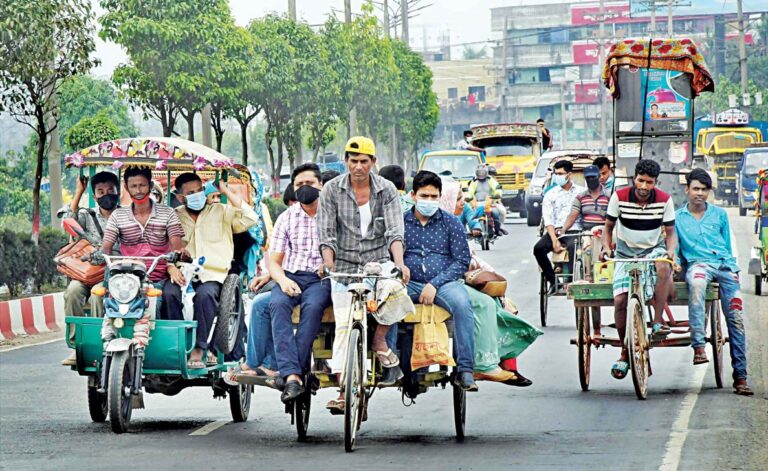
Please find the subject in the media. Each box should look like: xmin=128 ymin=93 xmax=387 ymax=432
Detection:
xmin=270 ymin=204 xmax=322 ymax=273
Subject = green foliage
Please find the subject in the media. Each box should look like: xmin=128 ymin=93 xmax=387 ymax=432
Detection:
xmin=65 ymin=110 xmax=121 ymax=153
xmin=392 ymin=41 xmax=440 ymax=153
xmin=35 ymin=227 xmax=69 ymax=291
xmin=462 ymin=46 xmax=488 ymax=60
xmin=262 ymin=197 xmax=287 ymax=223
xmin=0 ymin=227 xmax=67 ymax=297
xmin=697 ymin=76 xmax=768 ymax=122
xmin=0 ymin=150 xmax=52 ymax=228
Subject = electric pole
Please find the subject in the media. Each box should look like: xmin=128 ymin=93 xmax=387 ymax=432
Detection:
xmin=667 ymin=0 xmax=674 ymax=36
xmin=401 ymin=0 xmax=409 ymax=45
xmin=650 ymin=0 xmax=656 ymax=33
xmin=288 ymin=0 xmax=296 ymax=20
xmin=598 ymin=0 xmax=607 ymax=155
xmin=345 ymin=0 xmax=357 ymax=137
xmin=737 ymin=0 xmax=749 ymax=113
xmin=344 ymin=0 xmax=351 ymax=23
xmin=501 ymin=17 xmax=508 ymax=122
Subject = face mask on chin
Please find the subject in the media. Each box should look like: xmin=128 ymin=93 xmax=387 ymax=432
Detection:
xmin=131 ymin=193 xmax=149 ymax=204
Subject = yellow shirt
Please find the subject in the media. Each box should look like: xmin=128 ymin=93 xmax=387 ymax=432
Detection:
xmin=176 ymin=203 xmax=258 ymax=284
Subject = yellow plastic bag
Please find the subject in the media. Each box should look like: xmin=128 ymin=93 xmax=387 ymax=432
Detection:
xmin=411 ymin=305 xmax=456 ymax=370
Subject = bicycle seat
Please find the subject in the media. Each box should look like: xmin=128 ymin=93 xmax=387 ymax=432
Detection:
xmin=347 ymin=282 xmax=371 ymax=296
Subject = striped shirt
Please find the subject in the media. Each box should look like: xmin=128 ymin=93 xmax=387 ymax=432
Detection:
xmin=571 ymin=188 xmax=610 ymax=230
xmin=103 ymin=203 xmax=185 ymax=282
xmin=606 ymin=187 xmax=675 ymax=255
xmin=270 ymin=203 xmax=323 ymax=273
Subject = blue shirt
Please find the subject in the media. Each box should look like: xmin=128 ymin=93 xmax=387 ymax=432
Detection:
xmin=675 ymin=203 xmax=739 ymax=273
xmin=404 ymin=208 xmax=471 ymax=289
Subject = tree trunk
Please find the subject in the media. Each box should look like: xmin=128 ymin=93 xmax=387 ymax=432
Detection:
xmin=185 ymin=111 xmax=195 ymax=141
xmin=32 ymin=111 xmax=46 ymax=245
xmin=240 ymin=120 xmax=248 ymax=165
xmin=210 ymin=104 xmax=225 ymax=152
xmin=265 ymin=121 xmax=278 ymax=196
xmin=160 ymin=105 xmax=171 ymax=137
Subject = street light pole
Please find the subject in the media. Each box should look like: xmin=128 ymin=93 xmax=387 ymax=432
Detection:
xmin=667 ymin=0 xmax=674 ymax=36
xmin=650 ymin=0 xmax=656 ymax=33
xmin=737 ymin=0 xmax=750 ymax=113
xmin=288 ymin=0 xmax=296 ymax=21
xmin=598 ymin=0 xmax=607 ymax=155
xmin=400 ymin=0 xmax=409 ymax=45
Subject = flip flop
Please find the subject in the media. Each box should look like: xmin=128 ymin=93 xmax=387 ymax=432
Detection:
xmin=610 ymin=360 xmax=629 ymax=380
xmin=733 ymin=383 xmax=754 ymax=396
xmin=693 ymin=351 xmax=709 ymax=365
xmin=187 ymin=359 xmax=205 ymax=370
xmin=206 ymin=352 xmax=218 ymax=366
xmin=652 ymin=323 xmax=671 ymax=338
xmin=326 ymin=398 xmax=345 ymax=415
xmin=375 ymin=348 xmax=400 ymax=368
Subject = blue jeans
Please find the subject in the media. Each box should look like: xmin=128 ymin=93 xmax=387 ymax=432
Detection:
xmin=472 ymin=206 xmax=501 ymax=234
xmin=246 ymin=292 xmax=276 ymax=371
xmin=406 ymin=279 xmax=475 ymax=373
xmin=271 ymin=271 xmax=332 ymax=378
xmin=686 ymin=263 xmax=748 ymax=380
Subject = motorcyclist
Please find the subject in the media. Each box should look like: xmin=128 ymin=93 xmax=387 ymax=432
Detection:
xmin=466 ymin=165 xmax=507 ymax=236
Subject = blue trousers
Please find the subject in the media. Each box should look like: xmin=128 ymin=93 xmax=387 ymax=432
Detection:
xmin=246 ymin=292 xmax=276 ymax=370
xmin=271 ymin=271 xmax=332 ymax=378
xmin=406 ymin=279 xmax=475 ymax=373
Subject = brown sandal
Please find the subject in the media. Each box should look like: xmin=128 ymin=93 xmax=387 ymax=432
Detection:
xmin=733 ymin=382 xmax=754 ymax=396
xmin=326 ymin=398 xmax=345 ymax=415
xmin=693 ymin=351 xmax=709 ymax=365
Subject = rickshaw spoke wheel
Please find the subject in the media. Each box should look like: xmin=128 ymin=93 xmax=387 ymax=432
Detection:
xmin=709 ymin=301 xmax=724 ymax=389
xmin=344 ymin=327 xmax=363 ymax=452
xmin=539 ymin=275 xmax=548 ymax=327
xmin=108 ymin=351 xmax=134 ymax=433
xmin=576 ymin=307 xmax=591 ymax=392
xmin=627 ymin=297 xmax=648 ymax=400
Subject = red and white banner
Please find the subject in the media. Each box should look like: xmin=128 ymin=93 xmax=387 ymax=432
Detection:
xmin=571 ymin=2 xmax=631 ymax=26
xmin=0 ymin=293 xmax=64 ymax=340
xmin=572 ymin=41 xmax=611 ymax=65
xmin=575 ymin=81 xmax=601 ymax=104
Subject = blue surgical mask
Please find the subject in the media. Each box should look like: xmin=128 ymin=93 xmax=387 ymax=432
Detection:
xmin=185 ymin=190 xmax=207 ymax=211
xmin=415 ymin=200 xmax=440 ymax=217
xmin=605 ymin=175 xmax=615 ymax=189
xmin=551 ymin=174 xmax=568 ymax=187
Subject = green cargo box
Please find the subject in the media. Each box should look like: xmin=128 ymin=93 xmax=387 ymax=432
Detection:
xmin=567 ymin=281 xmax=719 ymax=307
xmin=65 ymin=317 xmax=222 ymax=378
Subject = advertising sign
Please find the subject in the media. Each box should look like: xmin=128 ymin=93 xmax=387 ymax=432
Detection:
xmin=571 ymin=2 xmax=631 ymax=26
xmin=575 ymin=82 xmax=600 ymax=104
xmin=572 ymin=41 xmax=610 ymax=65
xmin=630 ymin=0 xmax=767 ymax=17
xmin=641 ymin=68 xmax=691 ymax=122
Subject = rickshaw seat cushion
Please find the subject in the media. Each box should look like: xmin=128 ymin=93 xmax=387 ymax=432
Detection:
xmin=552 ymin=251 xmax=569 ymax=263
xmin=290 ymin=304 xmax=451 ymax=325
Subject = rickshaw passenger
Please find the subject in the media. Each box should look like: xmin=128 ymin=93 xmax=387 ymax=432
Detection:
xmin=593 ymin=156 xmax=615 ymax=193
xmin=60 ymin=171 xmax=121 ymax=366
xmin=534 ymin=160 xmax=585 ymax=294
xmin=100 ymin=166 xmax=185 ymax=318
xmin=403 ymin=171 xmax=477 ymax=391
xmin=440 ymin=177 xmax=482 ymax=236
xmin=165 ymin=172 xmax=258 ymax=369
xmin=600 ymin=160 xmax=677 ymax=380
xmin=466 ymin=165 xmax=506 ymax=236
xmin=267 ymin=163 xmax=332 ymax=403
xmin=379 ymin=164 xmax=414 ymax=213
xmin=676 ymin=169 xmax=753 ymax=396
xmin=318 ymin=136 xmax=411 ymax=413
xmin=322 ymin=170 xmax=341 ymax=184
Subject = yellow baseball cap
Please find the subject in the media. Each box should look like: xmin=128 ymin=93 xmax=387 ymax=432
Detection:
xmin=345 ymin=136 xmax=376 ymax=157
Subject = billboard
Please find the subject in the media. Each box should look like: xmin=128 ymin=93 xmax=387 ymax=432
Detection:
xmin=571 ymin=2 xmax=631 ymax=26
xmin=572 ymin=41 xmax=611 ymax=65
xmin=630 ymin=0 xmax=768 ymax=17
xmin=575 ymin=82 xmax=601 ymax=104
xmin=641 ymin=68 xmax=691 ymax=122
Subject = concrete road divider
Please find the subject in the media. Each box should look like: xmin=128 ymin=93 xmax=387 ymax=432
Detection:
xmin=0 ymin=293 xmax=64 ymax=340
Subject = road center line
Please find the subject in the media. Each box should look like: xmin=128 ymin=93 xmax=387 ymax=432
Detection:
xmin=189 ymin=420 xmax=229 ymax=436
xmin=658 ymin=366 xmax=707 ymax=471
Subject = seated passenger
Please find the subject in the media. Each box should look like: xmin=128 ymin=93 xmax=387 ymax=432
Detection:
xmin=441 ymin=179 xmax=481 ymax=236
xmin=466 ymin=165 xmax=507 ymax=236
xmin=676 ymin=169 xmax=752 ymax=396
xmin=533 ymin=160 xmax=585 ymax=294
xmin=404 ymin=171 xmax=477 ymax=391
xmin=379 ymin=164 xmax=414 ymax=213
xmin=321 ymin=169 xmax=341 ymax=185
xmin=268 ymin=163 xmax=332 ymax=403
xmin=166 ymin=172 xmax=258 ymax=369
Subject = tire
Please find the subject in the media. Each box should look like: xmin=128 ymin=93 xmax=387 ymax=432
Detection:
xmin=756 ymin=275 xmax=763 ymax=296
xmin=295 ymin=384 xmax=311 ymax=442
xmin=214 ymin=274 xmax=243 ymax=354
xmin=526 ymin=210 xmax=539 ymax=227
xmin=108 ymin=351 xmax=134 ymax=433
xmin=452 ymin=382 xmax=466 ymax=442
xmin=481 ymin=235 xmax=490 ymax=251
xmin=519 ymin=208 xmax=528 ymax=219
xmin=709 ymin=301 xmax=724 ymax=389
xmin=739 ymin=205 xmax=747 ymax=216
xmin=539 ymin=275 xmax=548 ymax=327
xmin=576 ymin=307 xmax=591 ymax=392
xmin=344 ymin=327 xmax=364 ymax=453
xmin=87 ymin=384 xmax=108 ymax=423
xmin=229 ymin=383 xmax=251 ymax=423
xmin=627 ymin=297 xmax=649 ymax=400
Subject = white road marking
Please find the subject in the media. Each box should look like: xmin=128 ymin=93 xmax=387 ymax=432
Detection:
xmin=0 ymin=337 xmax=63 ymax=353
xmin=508 ymin=269 xmax=519 ymax=275
xmin=658 ymin=366 xmax=707 ymax=471
xmin=189 ymin=420 xmax=229 ymax=436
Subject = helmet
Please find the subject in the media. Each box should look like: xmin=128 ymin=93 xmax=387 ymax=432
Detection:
xmin=475 ymin=165 xmax=488 ymax=180
xmin=345 ymin=136 xmax=376 ymax=157
xmin=488 ymin=166 xmax=497 ymax=176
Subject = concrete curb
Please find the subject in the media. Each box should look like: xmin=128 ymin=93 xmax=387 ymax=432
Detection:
xmin=0 ymin=293 xmax=65 ymax=340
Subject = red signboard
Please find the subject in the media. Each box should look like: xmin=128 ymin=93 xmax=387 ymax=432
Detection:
xmin=572 ymin=41 xmax=600 ymax=65
xmin=725 ymin=32 xmax=755 ymax=45
xmin=571 ymin=2 xmax=631 ymax=26
xmin=575 ymin=82 xmax=600 ymax=104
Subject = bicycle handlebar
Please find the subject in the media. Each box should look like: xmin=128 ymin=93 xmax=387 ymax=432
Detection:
xmin=604 ymin=257 xmax=674 ymax=264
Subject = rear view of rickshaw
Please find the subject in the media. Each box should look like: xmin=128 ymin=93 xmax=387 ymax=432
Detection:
xmin=749 ymin=170 xmax=768 ymax=295
xmin=61 ymin=138 xmax=262 ymax=432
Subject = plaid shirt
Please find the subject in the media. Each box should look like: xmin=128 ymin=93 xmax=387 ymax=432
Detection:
xmin=270 ymin=203 xmax=323 ymax=273
xmin=318 ymin=174 xmax=404 ymax=273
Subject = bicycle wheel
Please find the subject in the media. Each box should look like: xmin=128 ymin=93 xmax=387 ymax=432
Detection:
xmin=344 ymin=327 xmax=364 ymax=452
xmin=452 ymin=381 xmax=466 ymax=442
xmin=708 ymin=300 xmax=724 ymax=389
xmin=576 ymin=306 xmax=591 ymax=392
xmin=295 ymin=383 xmax=311 ymax=441
xmin=627 ymin=296 xmax=649 ymax=400
xmin=539 ymin=274 xmax=548 ymax=327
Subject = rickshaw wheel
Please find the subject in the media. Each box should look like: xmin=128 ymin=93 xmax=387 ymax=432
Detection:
xmin=295 ymin=383 xmax=311 ymax=441
xmin=627 ymin=297 xmax=648 ymax=400
xmin=344 ymin=327 xmax=364 ymax=452
xmin=452 ymin=381 xmax=466 ymax=442
xmin=108 ymin=351 xmax=134 ymax=433
xmin=539 ymin=275 xmax=548 ymax=327
xmin=229 ymin=383 xmax=251 ymax=423
xmin=87 ymin=384 xmax=108 ymax=423
xmin=756 ymin=275 xmax=763 ymax=296
xmin=576 ymin=307 xmax=591 ymax=392
xmin=708 ymin=301 xmax=724 ymax=389
xmin=214 ymin=275 xmax=243 ymax=354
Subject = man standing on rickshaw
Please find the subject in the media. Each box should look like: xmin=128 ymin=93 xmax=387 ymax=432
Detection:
xmin=675 ymin=169 xmax=753 ymax=396
xmin=166 ymin=172 xmax=258 ymax=370
xmin=318 ymin=136 xmax=411 ymax=414
xmin=600 ymin=160 xmax=677 ymax=380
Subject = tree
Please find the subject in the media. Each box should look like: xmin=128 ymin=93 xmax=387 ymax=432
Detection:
xmin=462 ymin=45 xmax=488 ymax=60
xmin=697 ymin=76 xmax=768 ymax=122
xmin=64 ymin=109 xmax=121 ymax=152
xmin=0 ymin=0 xmax=98 ymax=243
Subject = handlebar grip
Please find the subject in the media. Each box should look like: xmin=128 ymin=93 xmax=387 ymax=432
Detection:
xmin=391 ymin=266 xmax=403 ymax=279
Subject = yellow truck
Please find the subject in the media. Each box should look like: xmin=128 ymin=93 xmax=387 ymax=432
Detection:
xmin=707 ymin=132 xmax=756 ymax=205
xmin=469 ymin=123 xmax=540 ymax=218
xmin=695 ymin=109 xmax=763 ymax=158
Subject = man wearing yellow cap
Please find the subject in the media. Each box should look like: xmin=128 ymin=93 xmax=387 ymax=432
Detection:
xmin=318 ymin=136 xmax=413 ymax=413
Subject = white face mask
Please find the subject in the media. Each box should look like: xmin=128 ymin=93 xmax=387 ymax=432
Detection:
xmin=551 ymin=174 xmax=568 ymax=187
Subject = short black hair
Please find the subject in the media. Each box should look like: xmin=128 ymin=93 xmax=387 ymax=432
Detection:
xmin=553 ymin=160 xmax=573 ymax=172
xmin=291 ymin=163 xmax=321 ymax=184
xmin=123 ymin=166 xmax=152 ymax=185
xmin=463 ymin=130 xmax=473 ymax=137
xmin=593 ymin=156 xmax=611 ymax=170
xmin=91 ymin=171 xmax=119 ymax=191
xmin=412 ymin=170 xmax=442 ymax=194
xmin=378 ymin=165 xmax=406 ymax=191
xmin=686 ymin=168 xmax=712 ymax=189
xmin=174 ymin=172 xmax=201 ymax=192
xmin=536 ymin=118 xmax=545 ymax=124
xmin=635 ymin=159 xmax=661 ymax=179
xmin=282 ymin=184 xmax=296 ymax=205
xmin=321 ymin=170 xmax=340 ymax=184
xmin=344 ymin=151 xmax=375 ymax=161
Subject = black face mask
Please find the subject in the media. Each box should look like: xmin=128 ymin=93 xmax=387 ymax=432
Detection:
xmin=96 ymin=194 xmax=119 ymax=211
xmin=586 ymin=177 xmax=601 ymax=191
xmin=295 ymin=185 xmax=320 ymax=205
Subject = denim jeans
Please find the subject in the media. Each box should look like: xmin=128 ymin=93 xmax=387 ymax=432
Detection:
xmin=686 ymin=263 xmax=748 ymax=380
xmin=246 ymin=292 xmax=276 ymax=371
xmin=472 ymin=206 xmax=502 ymax=235
xmin=406 ymin=279 xmax=475 ymax=373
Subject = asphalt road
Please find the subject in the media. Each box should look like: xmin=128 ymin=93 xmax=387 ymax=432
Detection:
xmin=1 ymin=209 xmax=766 ymax=471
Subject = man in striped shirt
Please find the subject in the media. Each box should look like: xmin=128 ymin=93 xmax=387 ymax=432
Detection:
xmin=101 ymin=166 xmax=185 ymax=319
xmin=600 ymin=160 xmax=677 ymax=380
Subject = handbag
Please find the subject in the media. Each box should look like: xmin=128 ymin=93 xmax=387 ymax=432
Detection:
xmin=464 ymin=268 xmax=507 ymax=298
xmin=411 ymin=305 xmax=456 ymax=370
xmin=54 ymin=238 xmax=105 ymax=286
